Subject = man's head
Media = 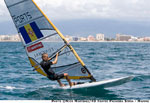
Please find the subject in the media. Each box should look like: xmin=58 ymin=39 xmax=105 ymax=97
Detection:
xmin=42 ymin=53 xmax=49 ymax=61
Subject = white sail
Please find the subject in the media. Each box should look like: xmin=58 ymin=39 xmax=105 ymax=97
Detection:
xmin=4 ymin=0 xmax=96 ymax=81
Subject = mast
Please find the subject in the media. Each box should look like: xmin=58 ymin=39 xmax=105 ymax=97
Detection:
xmin=32 ymin=0 xmax=96 ymax=81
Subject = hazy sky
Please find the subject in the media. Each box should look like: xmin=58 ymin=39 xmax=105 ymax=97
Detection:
xmin=0 ymin=0 xmax=150 ymax=37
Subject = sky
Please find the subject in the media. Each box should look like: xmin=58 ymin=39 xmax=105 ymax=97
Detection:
xmin=0 ymin=0 xmax=150 ymax=37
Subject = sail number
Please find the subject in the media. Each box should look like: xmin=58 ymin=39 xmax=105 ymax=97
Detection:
xmin=34 ymin=47 xmax=55 ymax=58
xmin=12 ymin=12 xmax=32 ymax=25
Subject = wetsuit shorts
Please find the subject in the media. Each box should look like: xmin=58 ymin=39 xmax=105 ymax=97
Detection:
xmin=48 ymin=73 xmax=65 ymax=80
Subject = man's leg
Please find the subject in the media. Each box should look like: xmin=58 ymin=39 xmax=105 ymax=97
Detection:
xmin=64 ymin=73 xmax=73 ymax=87
xmin=57 ymin=79 xmax=65 ymax=87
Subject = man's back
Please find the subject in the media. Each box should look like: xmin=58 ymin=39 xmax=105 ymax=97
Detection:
xmin=40 ymin=53 xmax=74 ymax=87
xmin=40 ymin=60 xmax=54 ymax=75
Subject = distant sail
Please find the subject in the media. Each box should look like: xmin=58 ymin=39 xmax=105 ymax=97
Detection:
xmin=4 ymin=0 xmax=96 ymax=81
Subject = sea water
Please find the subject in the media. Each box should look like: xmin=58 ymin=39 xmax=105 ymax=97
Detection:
xmin=0 ymin=42 xmax=150 ymax=100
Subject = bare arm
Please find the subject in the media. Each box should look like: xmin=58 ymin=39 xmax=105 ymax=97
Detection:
xmin=52 ymin=53 xmax=58 ymax=64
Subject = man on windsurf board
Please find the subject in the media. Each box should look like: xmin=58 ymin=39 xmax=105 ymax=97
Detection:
xmin=40 ymin=53 xmax=76 ymax=87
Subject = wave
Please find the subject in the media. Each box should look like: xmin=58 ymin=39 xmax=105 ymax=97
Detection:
xmin=0 ymin=86 xmax=25 ymax=90
xmin=40 ymin=84 xmax=60 ymax=89
xmin=132 ymin=75 xmax=150 ymax=81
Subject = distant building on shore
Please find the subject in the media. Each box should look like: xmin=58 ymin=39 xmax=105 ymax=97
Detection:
xmin=96 ymin=33 xmax=104 ymax=41
xmin=72 ymin=37 xmax=79 ymax=41
xmin=65 ymin=35 xmax=73 ymax=41
xmin=79 ymin=37 xmax=87 ymax=41
xmin=1 ymin=34 xmax=150 ymax=42
xmin=116 ymin=34 xmax=132 ymax=41
xmin=143 ymin=37 xmax=150 ymax=41
xmin=87 ymin=35 xmax=95 ymax=41
xmin=0 ymin=34 xmax=20 ymax=41
xmin=128 ymin=36 xmax=138 ymax=41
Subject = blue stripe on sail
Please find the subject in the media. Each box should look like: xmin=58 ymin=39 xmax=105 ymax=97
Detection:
xmin=19 ymin=27 xmax=32 ymax=44
xmin=30 ymin=22 xmax=43 ymax=39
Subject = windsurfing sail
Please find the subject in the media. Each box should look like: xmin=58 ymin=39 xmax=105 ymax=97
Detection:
xmin=4 ymin=0 xmax=96 ymax=81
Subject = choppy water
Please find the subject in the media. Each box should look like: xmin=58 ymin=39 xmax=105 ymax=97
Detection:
xmin=0 ymin=42 xmax=150 ymax=100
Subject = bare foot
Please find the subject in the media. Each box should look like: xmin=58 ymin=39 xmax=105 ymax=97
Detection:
xmin=60 ymin=84 xmax=66 ymax=87
xmin=71 ymin=82 xmax=77 ymax=86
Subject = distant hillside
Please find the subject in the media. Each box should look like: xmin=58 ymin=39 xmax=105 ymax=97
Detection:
xmin=0 ymin=19 xmax=150 ymax=37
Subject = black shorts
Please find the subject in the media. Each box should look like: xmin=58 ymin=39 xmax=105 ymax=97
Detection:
xmin=48 ymin=73 xmax=64 ymax=80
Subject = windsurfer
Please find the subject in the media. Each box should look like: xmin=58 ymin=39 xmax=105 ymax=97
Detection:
xmin=40 ymin=53 xmax=76 ymax=87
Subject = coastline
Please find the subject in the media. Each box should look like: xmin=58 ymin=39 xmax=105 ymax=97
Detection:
xmin=0 ymin=41 xmax=150 ymax=43
xmin=69 ymin=41 xmax=150 ymax=43
xmin=0 ymin=41 xmax=21 ymax=42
